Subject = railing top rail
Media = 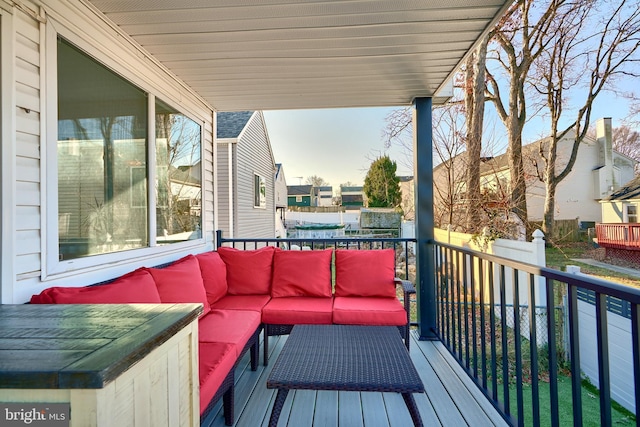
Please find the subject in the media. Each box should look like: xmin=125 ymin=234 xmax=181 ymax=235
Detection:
xmin=218 ymin=236 xmax=416 ymax=245
xmin=434 ymin=240 xmax=640 ymax=305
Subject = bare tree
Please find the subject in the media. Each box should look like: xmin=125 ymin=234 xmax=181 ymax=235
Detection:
xmin=305 ymin=175 xmax=328 ymax=187
xmin=530 ymin=0 xmax=640 ymax=237
xmin=464 ymin=34 xmax=489 ymax=233
xmin=485 ymin=0 xmax=564 ymax=232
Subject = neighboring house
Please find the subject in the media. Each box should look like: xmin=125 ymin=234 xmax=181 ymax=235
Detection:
xmin=434 ymin=118 xmax=637 ymax=229
xmin=217 ymin=111 xmax=276 ymax=239
xmin=597 ymin=175 xmax=640 ymax=263
xmin=340 ymin=186 xmax=366 ymax=209
xmin=601 ymin=175 xmax=640 ymax=223
xmin=399 ymin=176 xmax=415 ymax=220
xmin=287 ymin=185 xmax=313 ymax=207
xmin=274 ymin=164 xmax=288 ymax=237
xmin=275 ymin=163 xmax=288 ymax=215
xmin=315 ymin=186 xmax=334 ymax=207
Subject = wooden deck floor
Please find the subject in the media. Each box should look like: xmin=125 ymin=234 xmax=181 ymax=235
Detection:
xmin=201 ymin=331 xmax=509 ymax=427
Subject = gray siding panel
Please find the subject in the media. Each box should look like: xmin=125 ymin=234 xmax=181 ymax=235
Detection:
xmin=235 ymin=113 xmax=275 ymax=238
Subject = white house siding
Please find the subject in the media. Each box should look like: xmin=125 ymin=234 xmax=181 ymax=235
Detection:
xmin=525 ymin=140 xmax=602 ymax=223
xmin=15 ymin=7 xmax=42 ymax=281
xmin=235 ymin=113 xmax=275 ymax=238
xmin=5 ymin=0 xmax=217 ymax=303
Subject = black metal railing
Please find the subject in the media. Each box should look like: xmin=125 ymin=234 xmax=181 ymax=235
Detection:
xmin=215 ymin=230 xmax=417 ymax=287
xmin=434 ymin=240 xmax=640 ymax=427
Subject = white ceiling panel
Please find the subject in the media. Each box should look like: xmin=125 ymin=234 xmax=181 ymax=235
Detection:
xmin=87 ymin=0 xmax=510 ymax=111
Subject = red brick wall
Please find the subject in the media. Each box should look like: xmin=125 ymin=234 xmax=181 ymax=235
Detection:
xmin=605 ymin=248 xmax=640 ymax=265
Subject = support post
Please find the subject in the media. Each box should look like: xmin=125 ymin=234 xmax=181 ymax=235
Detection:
xmin=413 ymin=97 xmax=437 ymax=340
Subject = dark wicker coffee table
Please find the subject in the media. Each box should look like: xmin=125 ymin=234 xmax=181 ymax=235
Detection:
xmin=266 ymin=324 xmax=424 ymax=426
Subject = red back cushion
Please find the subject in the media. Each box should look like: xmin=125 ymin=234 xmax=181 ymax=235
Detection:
xmin=147 ymin=255 xmax=210 ymax=316
xmin=196 ymin=251 xmax=228 ymax=305
xmin=271 ymin=249 xmax=332 ymax=297
xmin=30 ymin=268 xmax=161 ymax=304
xmin=334 ymin=249 xmax=396 ymax=298
xmin=217 ymin=246 xmax=275 ymax=295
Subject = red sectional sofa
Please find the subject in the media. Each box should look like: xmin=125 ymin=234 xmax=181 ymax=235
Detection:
xmin=30 ymin=247 xmax=415 ymax=426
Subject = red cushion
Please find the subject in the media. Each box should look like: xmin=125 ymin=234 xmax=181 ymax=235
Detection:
xmin=271 ymin=249 xmax=332 ymax=297
xmin=334 ymin=249 xmax=396 ymax=298
xmin=196 ymin=252 xmax=228 ymax=305
xmin=198 ymin=310 xmax=261 ymax=357
xmin=262 ymin=297 xmax=333 ymax=324
xmin=198 ymin=342 xmax=237 ymax=415
xmin=146 ymin=255 xmax=210 ymax=317
xmin=217 ymin=246 xmax=275 ymax=295
xmin=332 ymin=296 xmax=407 ymax=326
xmin=30 ymin=268 xmax=161 ymax=304
xmin=209 ymin=294 xmax=271 ymax=312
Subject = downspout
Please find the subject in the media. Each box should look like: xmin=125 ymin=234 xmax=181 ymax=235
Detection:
xmin=414 ymin=98 xmax=437 ymax=340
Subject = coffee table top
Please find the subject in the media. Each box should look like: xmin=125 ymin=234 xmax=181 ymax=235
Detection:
xmin=266 ymin=325 xmax=424 ymax=393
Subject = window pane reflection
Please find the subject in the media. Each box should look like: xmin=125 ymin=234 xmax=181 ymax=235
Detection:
xmin=155 ymin=100 xmax=202 ymax=243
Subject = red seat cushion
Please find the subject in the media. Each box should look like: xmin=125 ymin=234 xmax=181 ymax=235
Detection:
xmin=198 ymin=310 xmax=261 ymax=357
xmin=334 ymin=249 xmax=397 ymax=298
xmin=196 ymin=252 xmax=228 ymax=305
xmin=209 ymin=294 xmax=271 ymax=312
xmin=332 ymin=296 xmax=407 ymax=326
xmin=198 ymin=342 xmax=237 ymax=415
xmin=146 ymin=255 xmax=210 ymax=317
xmin=217 ymin=246 xmax=275 ymax=295
xmin=30 ymin=268 xmax=161 ymax=304
xmin=271 ymin=249 xmax=332 ymax=297
xmin=262 ymin=297 xmax=333 ymax=325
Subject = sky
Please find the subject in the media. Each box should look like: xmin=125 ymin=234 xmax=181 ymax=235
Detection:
xmin=263 ymin=87 xmax=636 ymax=192
xmin=263 ymin=107 xmax=412 ymax=191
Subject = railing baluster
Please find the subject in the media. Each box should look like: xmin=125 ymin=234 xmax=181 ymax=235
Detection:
xmin=528 ymin=274 xmax=540 ymax=427
xmin=595 ymin=292 xmax=612 ymax=426
xmin=489 ymin=260 xmax=498 ymax=402
xmin=513 ymin=269 xmax=524 ymax=427
xmin=471 ymin=255 xmax=478 ymax=379
xmin=500 ymin=265 xmax=510 ymax=415
xmin=456 ymin=250 xmax=462 ymax=360
xmin=567 ymin=284 xmax=582 ymax=426
xmin=632 ymin=303 xmax=640 ymax=423
xmin=443 ymin=248 xmax=453 ymax=348
xmin=464 ymin=253 xmax=470 ymax=369
xmin=546 ymin=278 xmax=559 ymax=427
xmin=479 ymin=258 xmax=487 ymax=390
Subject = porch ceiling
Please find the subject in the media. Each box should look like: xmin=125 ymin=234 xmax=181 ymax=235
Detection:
xmin=87 ymin=0 xmax=510 ymax=111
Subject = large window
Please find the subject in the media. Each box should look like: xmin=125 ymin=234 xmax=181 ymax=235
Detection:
xmin=156 ymin=100 xmax=202 ymax=243
xmin=57 ymin=38 xmax=202 ymax=261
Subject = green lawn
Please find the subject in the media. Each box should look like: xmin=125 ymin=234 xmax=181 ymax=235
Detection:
xmin=545 ymin=243 xmax=640 ymax=288
xmin=509 ymin=375 xmax=635 ymax=426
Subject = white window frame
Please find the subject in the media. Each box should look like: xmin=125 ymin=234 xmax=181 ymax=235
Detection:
xmin=254 ymin=173 xmax=266 ymax=209
xmin=625 ymin=204 xmax=638 ymax=223
xmin=43 ymin=24 xmax=206 ymax=279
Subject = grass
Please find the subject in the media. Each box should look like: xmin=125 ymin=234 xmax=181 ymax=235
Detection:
xmin=545 ymin=243 xmax=640 ymax=288
xmin=509 ymin=375 xmax=635 ymax=426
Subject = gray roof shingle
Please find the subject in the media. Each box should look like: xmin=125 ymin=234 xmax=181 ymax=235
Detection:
xmin=216 ymin=111 xmax=254 ymax=139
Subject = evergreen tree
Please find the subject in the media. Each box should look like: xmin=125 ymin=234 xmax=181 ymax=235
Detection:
xmin=363 ymin=156 xmax=402 ymax=209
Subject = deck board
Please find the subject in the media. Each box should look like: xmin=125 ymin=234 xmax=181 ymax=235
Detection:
xmin=202 ymin=331 xmax=509 ymax=427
